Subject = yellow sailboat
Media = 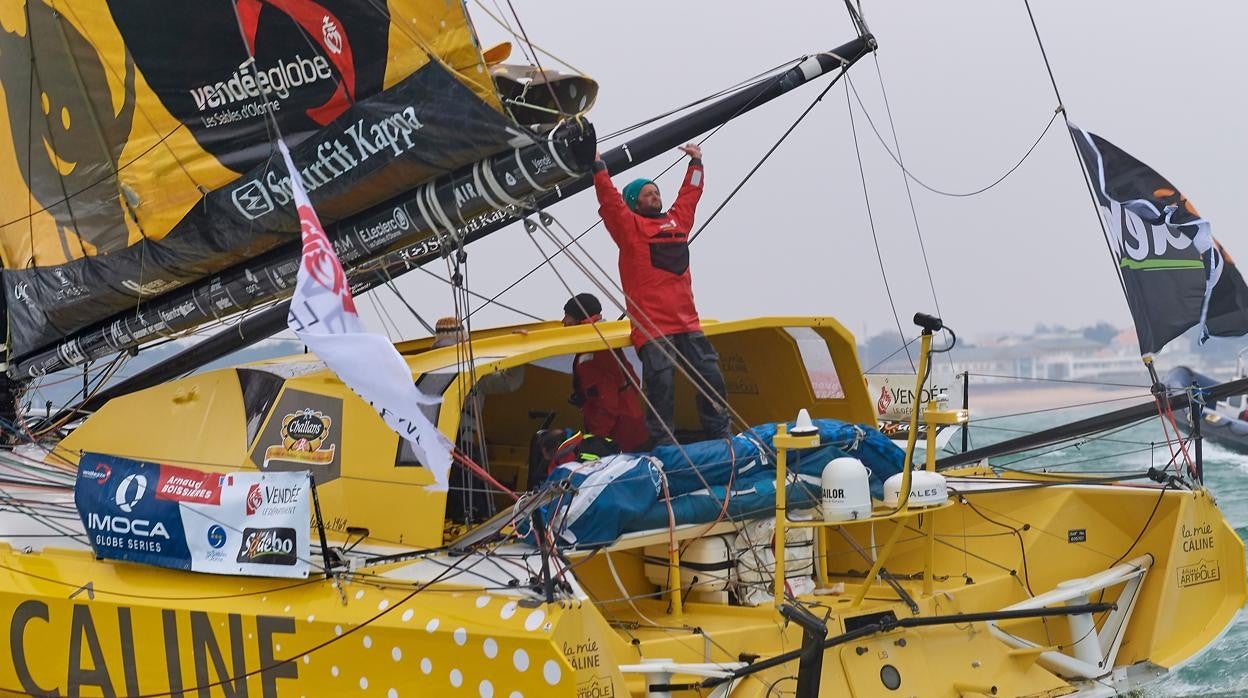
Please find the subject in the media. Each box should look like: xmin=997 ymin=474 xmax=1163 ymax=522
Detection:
xmin=6 ymin=314 xmax=1239 ymax=696
xmin=0 ymin=1 xmax=1241 ymax=696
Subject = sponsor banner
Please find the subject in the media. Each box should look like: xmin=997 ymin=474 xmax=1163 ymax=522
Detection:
xmin=279 ymin=138 xmax=454 ymax=490
xmin=249 ymin=389 xmax=343 ymax=483
xmin=75 ymin=453 xmax=310 ymax=578
xmin=865 ymin=373 xmax=951 ymax=422
xmin=1070 ymin=124 xmax=1248 ymax=354
xmin=264 ymin=409 xmax=337 ymax=467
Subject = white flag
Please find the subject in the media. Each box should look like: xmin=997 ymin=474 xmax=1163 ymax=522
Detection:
xmin=278 ymin=140 xmax=454 ymax=490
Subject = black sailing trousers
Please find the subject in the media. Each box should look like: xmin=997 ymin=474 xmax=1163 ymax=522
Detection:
xmin=638 ymin=331 xmax=732 ymax=445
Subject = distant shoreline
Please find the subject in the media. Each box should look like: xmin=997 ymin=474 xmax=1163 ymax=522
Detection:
xmin=959 ymin=382 xmax=1153 ymax=417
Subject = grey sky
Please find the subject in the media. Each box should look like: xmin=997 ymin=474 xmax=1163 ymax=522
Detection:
xmin=354 ymin=1 xmax=1248 ymax=347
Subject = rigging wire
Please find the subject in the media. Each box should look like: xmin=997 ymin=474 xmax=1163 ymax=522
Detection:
xmin=845 ymin=79 xmax=915 ymax=371
xmin=846 ymin=74 xmax=1061 ymax=198
xmin=469 ymin=54 xmax=849 ymax=321
xmin=596 ymin=59 xmax=804 ymax=143
xmin=366 ymin=293 xmax=399 ymax=342
xmin=866 ymin=52 xmax=959 ymax=379
xmin=964 ymin=373 xmax=1149 ymax=389
xmin=693 ymin=60 xmax=858 ymax=245
xmin=471 ymin=0 xmax=584 ymax=74
xmin=413 ymin=265 xmax=543 ymax=322
xmin=862 ymin=335 xmax=919 ymax=374
xmin=500 ymin=0 xmax=567 ymax=116
xmin=968 ymin=391 xmax=1153 ymax=422
xmin=1019 ymin=0 xmax=1133 ymax=329
xmin=382 ymin=273 xmax=437 ymax=334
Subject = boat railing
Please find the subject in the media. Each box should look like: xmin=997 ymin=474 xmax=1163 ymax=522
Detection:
xmin=770 ymin=315 xmax=967 ymax=609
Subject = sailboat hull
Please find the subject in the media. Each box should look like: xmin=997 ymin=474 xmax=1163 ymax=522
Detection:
xmin=4 ymin=318 xmax=1240 ymax=695
xmin=0 ymin=478 xmax=1238 ymax=696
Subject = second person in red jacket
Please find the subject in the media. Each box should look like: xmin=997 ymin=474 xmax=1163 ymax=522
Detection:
xmin=562 ymin=293 xmax=650 ymax=452
xmin=592 ymin=143 xmax=732 ymax=445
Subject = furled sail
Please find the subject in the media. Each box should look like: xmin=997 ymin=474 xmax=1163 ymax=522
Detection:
xmin=0 ymin=0 xmax=528 ymax=361
xmin=1070 ymin=124 xmax=1248 ymax=355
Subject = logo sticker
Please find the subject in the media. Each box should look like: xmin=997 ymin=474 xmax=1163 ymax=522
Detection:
xmin=1177 ymin=559 xmax=1221 ymax=588
xmin=877 ymin=385 xmax=892 ymax=415
xmin=262 ymin=409 xmax=336 ymax=467
xmin=232 ymin=179 xmax=275 ymax=220
xmin=155 ymin=465 xmax=223 ymax=505
xmin=244 ymin=482 xmax=305 ymax=517
xmin=245 ymin=484 xmax=264 ymax=516
xmin=236 ymin=527 xmax=298 ymax=566
xmin=114 ymin=474 xmax=148 ymax=513
xmin=251 ymin=390 xmax=344 ymax=482
xmin=206 ymin=524 xmax=228 ymax=549
xmin=80 ymin=463 xmax=112 ymax=484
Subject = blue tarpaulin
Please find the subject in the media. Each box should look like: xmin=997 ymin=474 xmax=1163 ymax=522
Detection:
xmin=541 ymin=419 xmax=904 ymax=547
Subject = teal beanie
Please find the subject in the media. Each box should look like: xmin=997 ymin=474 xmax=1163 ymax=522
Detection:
xmin=622 ymin=178 xmax=655 ymax=211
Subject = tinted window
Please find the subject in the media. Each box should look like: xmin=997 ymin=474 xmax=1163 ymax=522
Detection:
xmin=237 ymin=369 xmax=285 ymax=448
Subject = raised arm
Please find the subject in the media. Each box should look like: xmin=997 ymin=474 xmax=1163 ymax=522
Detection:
xmin=592 ymin=155 xmax=634 ymax=245
xmin=668 ymin=143 xmax=704 ymax=230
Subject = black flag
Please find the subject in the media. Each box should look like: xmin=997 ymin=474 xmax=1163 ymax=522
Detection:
xmin=1070 ymin=124 xmax=1248 ymax=355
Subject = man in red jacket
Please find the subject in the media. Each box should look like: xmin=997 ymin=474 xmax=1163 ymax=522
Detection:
xmin=592 ymin=144 xmax=731 ymax=445
xmin=562 ymin=293 xmax=650 ymax=451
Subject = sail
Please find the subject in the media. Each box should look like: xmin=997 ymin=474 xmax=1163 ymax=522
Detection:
xmin=0 ymin=0 xmax=518 ymax=359
xmin=1070 ymin=124 xmax=1248 ymax=355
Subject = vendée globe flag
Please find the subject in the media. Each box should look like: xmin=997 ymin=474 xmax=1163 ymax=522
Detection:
xmin=278 ymin=140 xmax=454 ymax=490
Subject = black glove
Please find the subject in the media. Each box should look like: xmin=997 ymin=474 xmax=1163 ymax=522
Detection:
xmin=560 ymin=120 xmax=598 ymax=171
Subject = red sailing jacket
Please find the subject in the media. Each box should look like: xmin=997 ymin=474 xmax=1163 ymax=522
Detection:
xmin=571 ymin=347 xmax=649 ymax=452
xmin=594 ymin=161 xmax=704 ymax=348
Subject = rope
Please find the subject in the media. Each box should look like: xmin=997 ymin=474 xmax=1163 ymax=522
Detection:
xmin=1020 ymin=0 xmax=1133 ymax=317
xmin=501 ymin=0 xmax=568 ymax=116
xmin=414 ymin=266 xmax=543 ymax=322
xmin=452 ymin=450 xmax=518 ymax=501
xmin=598 ymin=59 xmax=804 ymax=143
xmin=867 ymin=53 xmax=958 ymax=380
xmin=965 ymin=372 xmax=1149 ymax=388
xmin=688 ymin=67 xmax=843 ymax=245
xmin=846 ymin=74 xmax=1060 ymax=198
xmin=470 ymin=0 xmax=587 ymax=75
xmin=845 ymin=79 xmax=915 ymax=371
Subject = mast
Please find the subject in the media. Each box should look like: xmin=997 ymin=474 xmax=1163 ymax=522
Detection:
xmin=56 ymin=35 xmax=874 ymax=414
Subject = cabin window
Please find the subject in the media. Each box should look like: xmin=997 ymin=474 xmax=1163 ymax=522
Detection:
xmin=394 ymin=372 xmax=457 ymax=467
xmin=237 ymin=369 xmax=285 ymax=448
xmin=784 ymin=327 xmax=844 ymax=399
xmin=395 ymin=357 xmax=504 ymax=467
